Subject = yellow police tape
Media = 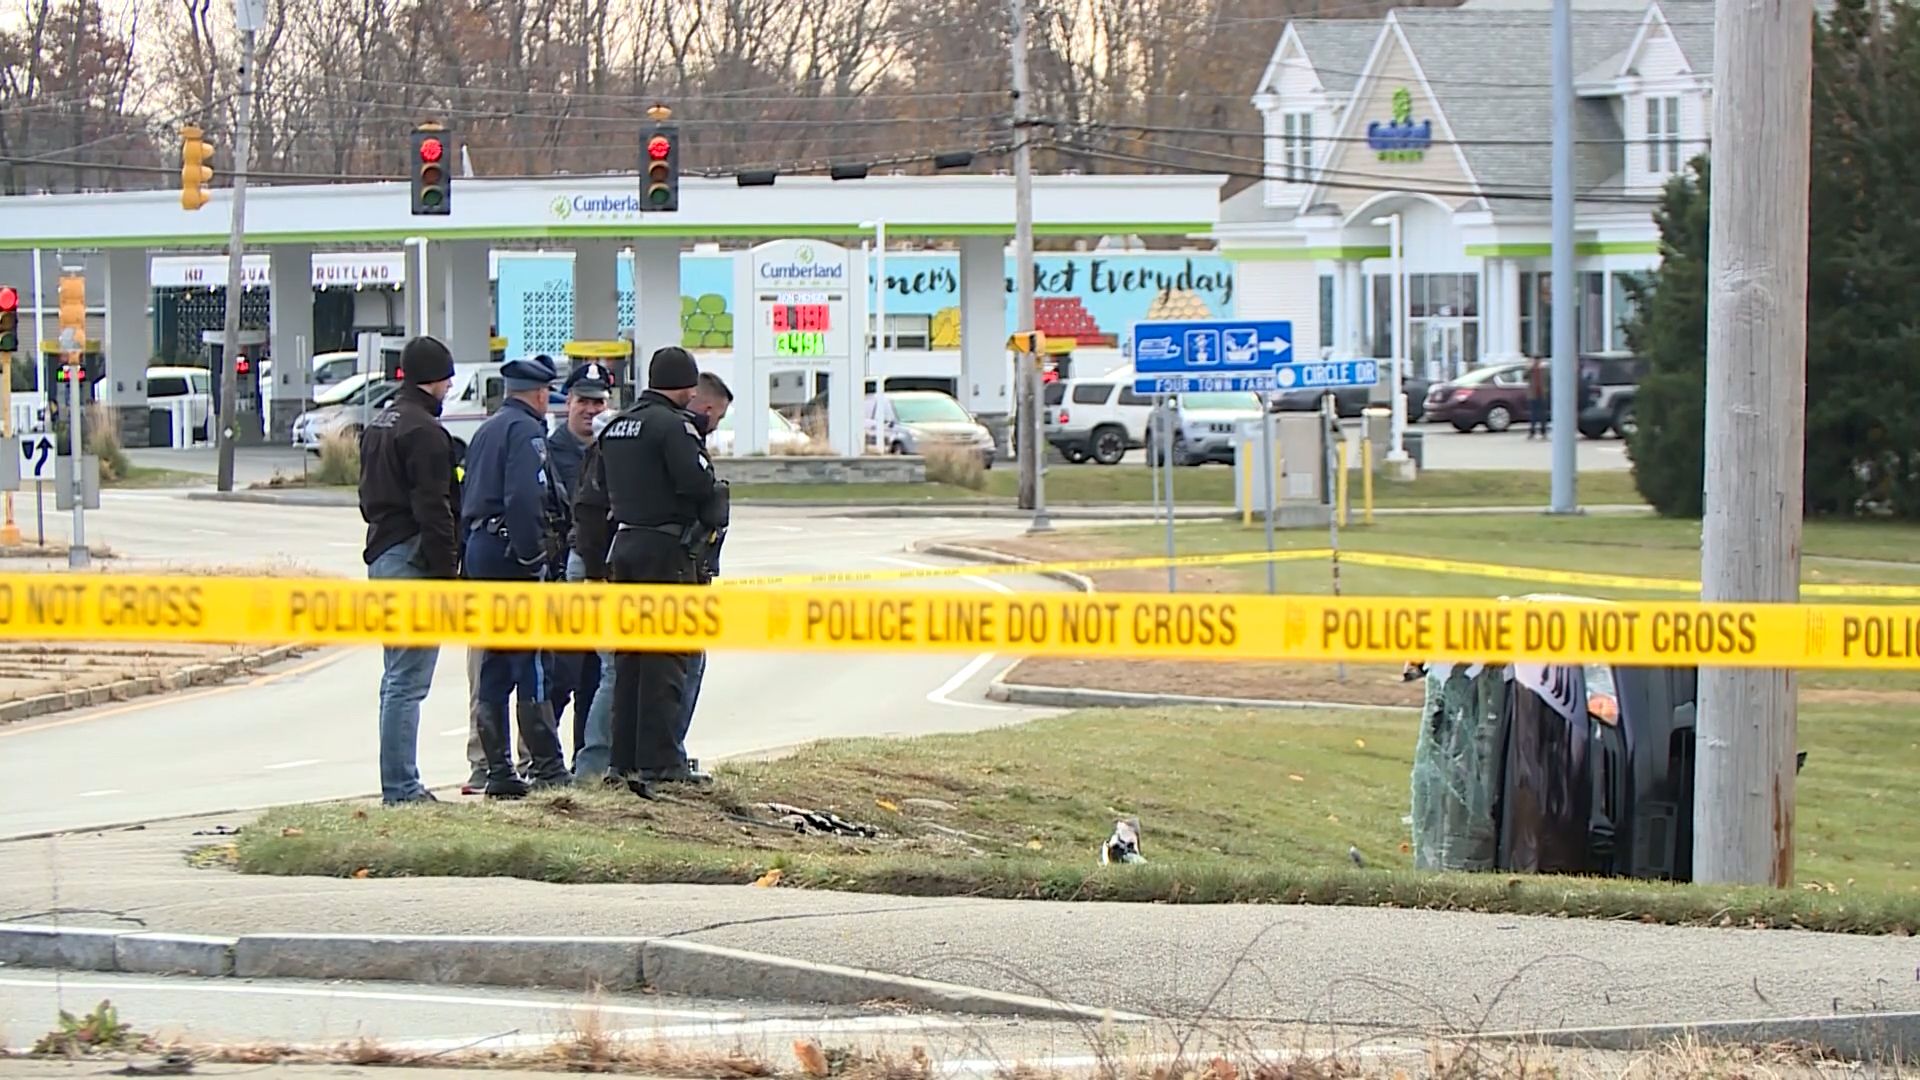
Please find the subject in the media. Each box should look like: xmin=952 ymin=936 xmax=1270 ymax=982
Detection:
xmin=723 ymin=549 xmax=1331 ymax=587
xmin=5 ymin=572 xmax=1920 ymax=669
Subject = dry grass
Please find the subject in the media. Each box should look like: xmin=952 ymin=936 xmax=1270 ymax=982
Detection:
xmin=81 ymin=402 xmax=132 ymax=483
xmin=923 ymin=442 xmax=987 ymax=490
xmin=314 ymin=426 xmax=360 ymax=486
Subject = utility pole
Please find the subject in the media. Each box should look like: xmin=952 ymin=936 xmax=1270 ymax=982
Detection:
xmin=215 ymin=15 xmax=258 ymax=494
xmin=1695 ymin=0 xmax=1813 ymax=887
xmin=1548 ymin=0 xmax=1577 ymax=514
xmin=1010 ymin=0 xmax=1043 ymax=517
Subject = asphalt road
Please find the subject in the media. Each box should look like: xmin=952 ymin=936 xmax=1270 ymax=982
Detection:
xmin=1102 ymin=422 xmax=1632 ymax=473
xmin=0 ymin=492 xmax=1083 ymax=839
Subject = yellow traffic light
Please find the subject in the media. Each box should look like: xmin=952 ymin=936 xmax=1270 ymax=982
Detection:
xmin=58 ymin=276 xmax=85 ymax=348
xmin=180 ymin=125 xmax=214 ymax=211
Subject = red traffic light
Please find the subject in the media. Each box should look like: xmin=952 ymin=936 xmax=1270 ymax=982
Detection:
xmin=0 ymin=286 xmax=15 ymax=311
xmin=419 ymin=137 xmax=444 ymax=163
xmin=647 ymin=135 xmax=671 ymax=160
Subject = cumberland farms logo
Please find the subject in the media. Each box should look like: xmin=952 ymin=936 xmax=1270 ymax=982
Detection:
xmin=1368 ymin=87 xmax=1433 ymax=163
xmin=758 ymin=243 xmax=845 ymax=282
xmin=548 ymin=193 xmax=644 ymax=220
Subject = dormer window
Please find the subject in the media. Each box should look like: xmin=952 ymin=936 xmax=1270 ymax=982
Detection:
xmin=1646 ymin=95 xmax=1680 ymax=173
xmin=1283 ymin=111 xmax=1315 ymax=181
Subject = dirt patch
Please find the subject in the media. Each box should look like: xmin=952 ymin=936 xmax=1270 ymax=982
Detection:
xmin=1006 ymin=656 xmax=1422 ymax=707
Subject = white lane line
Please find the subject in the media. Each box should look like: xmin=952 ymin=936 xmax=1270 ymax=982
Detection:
xmin=0 ymin=976 xmax=737 ymax=1021
xmin=76 ymin=789 xmax=123 ymax=798
xmin=440 ymin=725 xmax=468 ymax=737
xmin=262 ymin=758 xmax=323 ymax=771
xmin=381 ymin=1015 xmax=970 ymax=1053
xmin=874 ymin=556 xmax=1022 ymax=713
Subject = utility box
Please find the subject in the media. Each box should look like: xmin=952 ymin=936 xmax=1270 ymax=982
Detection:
xmin=1232 ymin=413 xmax=1328 ymax=515
xmin=54 ymin=453 xmax=100 ymax=510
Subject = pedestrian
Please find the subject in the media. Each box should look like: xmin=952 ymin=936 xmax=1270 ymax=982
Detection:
xmin=674 ymin=371 xmax=734 ymax=772
xmin=573 ymin=346 xmax=722 ymax=799
xmin=460 ymin=354 xmax=572 ymax=798
xmin=357 ymin=335 xmax=460 ymax=806
xmin=569 ymin=407 xmax=622 ymax=784
xmin=548 ymin=361 xmax=612 ymax=767
xmin=1527 ymin=356 xmax=1549 ymax=439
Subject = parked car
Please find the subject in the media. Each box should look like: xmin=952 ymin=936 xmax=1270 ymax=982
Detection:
xmin=1149 ymin=390 xmax=1267 ymax=466
xmin=1272 ymin=374 xmax=1430 ymax=422
xmin=866 ymin=389 xmax=997 ymax=467
xmin=1577 ymin=353 xmax=1646 ymax=440
xmin=706 ymin=406 xmax=814 ymax=456
xmin=291 ymin=378 xmax=399 ymax=452
xmin=1041 ymin=376 xmax=1157 ymax=465
xmin=1423 ymin=361 xmax=1533 ymax=433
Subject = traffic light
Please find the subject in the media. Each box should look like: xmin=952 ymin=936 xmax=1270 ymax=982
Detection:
xmin=0 ymin=285 xmax=17 ymax=353
xmin=180 ymin=125 xmax=214 ymax=211
xmin=410 ymin=123 xmax=451 ymax=215
xmin=58 ymin=275 xmax=85 ymax=352
xmin=641 ymin=123 xmax=679 ymax=211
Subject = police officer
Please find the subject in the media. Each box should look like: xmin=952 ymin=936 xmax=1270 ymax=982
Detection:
xmin=574 ymin=346 xmax=719 ymax=798
xmin=358 ymin=336 xmax=460 ymax=806
xmin=460 ymin=354 xmax=571 ymax=798
xmin=673 ymin=371 xmax=734 ymax=774
xmin=548 ymin=361 xmax=611 ymax=764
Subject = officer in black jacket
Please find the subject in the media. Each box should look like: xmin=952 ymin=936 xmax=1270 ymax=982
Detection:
xmin=460 ymin=354 xmax=571 ymax=798
xmin=574 ymin=347 xmax=717 ymax=798
xmin=357 ymin=336 xmax=460 ymax=806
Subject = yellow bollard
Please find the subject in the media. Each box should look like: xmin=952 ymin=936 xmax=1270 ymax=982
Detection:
xmin=1337 ymin=438 xmax=1350 ymax=526
xmin=1362 ymin=437 xmax=1374 ymax=525
xmin=1241 ymin=453 xmax=1253 ymax=528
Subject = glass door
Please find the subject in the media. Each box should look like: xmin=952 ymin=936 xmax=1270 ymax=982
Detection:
xmin=1422 ymin=320 xmax=1466 ymax=382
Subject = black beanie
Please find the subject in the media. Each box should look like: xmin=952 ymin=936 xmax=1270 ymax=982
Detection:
xmin=401 ymin=336 xmax=455 ymax=385
xmin=648 ymin=346 xmax=699 ymax=391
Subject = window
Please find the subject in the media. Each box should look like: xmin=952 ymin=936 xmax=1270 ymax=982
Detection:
xmin=1371 ymin=274 xmax=1392 ymax=358
xmin=1043 ymin=382 xmax=1067 ymax=406
xmin=1282 ymin=112 xmax=1314 ymax=181
xmin=887 ymin=393 xmax=971 ymax=423
xmin=1318 ymin=275 xmax=1334 ymax=351
xmin=1579 ymin=271 xmax=1607 ymax=353
xmin=149 ymin=376 xmax=188 ymax=397
xmin=870 ymin=314 xmax=930 ymax=351
xmin=1117 ymin=386 xmax=1154 ymax=406
xmin=1610 ymin=271 xmax=1642 ymax=350
xmin=1646 ymin=95 xmax=1680 ymax=173
xmin=1070 ymin=383 xmax=1113 ymax=405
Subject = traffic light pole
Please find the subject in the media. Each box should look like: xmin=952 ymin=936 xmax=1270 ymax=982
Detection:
xmin=215 ymin=24 xmax=257 ymax=494
xmin=1009 ymin=0 xmax=1048 ymax=530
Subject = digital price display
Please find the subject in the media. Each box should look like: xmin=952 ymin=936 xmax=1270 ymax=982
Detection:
xmin=772 ymin=302 xmax=832 ymax=356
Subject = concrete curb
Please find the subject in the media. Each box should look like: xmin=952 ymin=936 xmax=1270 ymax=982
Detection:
xmin=985 ymin=679 xmax=1420 ymax=714
xmin=0 ymin=922 xmax=1141 ymax=1023
xmin=0 ymin=644 xmax=306 ymax=727
xmin=186 ymin=489 xmax=357 ymax=508
xmin=909 ymin=541 xmax=1097 ymax=594
xmin=1472 ymin=1010 xmax=1920 ymax=1062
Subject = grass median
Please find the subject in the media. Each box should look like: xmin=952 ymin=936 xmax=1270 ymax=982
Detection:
xmin=730 ymin=467 xmax=1646 ymax=508
xmin=232 ymin=704 xmax=1920 ymax=934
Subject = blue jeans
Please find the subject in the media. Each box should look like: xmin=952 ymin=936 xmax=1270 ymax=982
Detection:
xmin=370 ymin=535 xmax=439 ymax=803
xmin=568 ymin=550 xmax=619 ymax=781
xmin=677 ymin=651 xmax=706 ymax=754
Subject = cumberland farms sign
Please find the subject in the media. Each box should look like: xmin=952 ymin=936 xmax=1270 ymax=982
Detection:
xmin=1368 ymin=88 xmax=1433 ymax=163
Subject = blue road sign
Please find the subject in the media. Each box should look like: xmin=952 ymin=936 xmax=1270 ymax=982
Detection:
xmin=1129 ymin=318 xmax=1294 ymax=394
xmin=1272 ymin=358 xmax=1380 ymax=392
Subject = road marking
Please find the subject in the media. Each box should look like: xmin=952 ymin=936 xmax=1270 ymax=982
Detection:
xmin=0 ymin=650 xmax=351 ymax=741
xmin=75 ymin=789 xmax=122 ymax=798
xmin=875 ymin=556 xmax=1022 ymax=713
xmin=0 ymin=976 xmax=736 ymax=1021
xmin=262 ymin=758 xmax=323 ymax=771
xmin=441 ymin=726 xmax=467 ymax=737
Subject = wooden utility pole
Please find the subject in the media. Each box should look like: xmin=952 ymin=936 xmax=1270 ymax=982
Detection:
xmin=1011 ymin=0 xmax=1040 ymax=514
xmin=1695 ymin=0 xmax=1813 ymax=887
xmin=215 ymin=20 xmax=257 ymax=493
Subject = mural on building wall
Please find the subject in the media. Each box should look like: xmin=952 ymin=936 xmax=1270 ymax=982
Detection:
xmin=494 ymin=251 xmax=1235 ymax=358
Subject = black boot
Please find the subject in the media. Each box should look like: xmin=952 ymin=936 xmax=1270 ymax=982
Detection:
xmin=475 ymin=702 xmax=528 ymax=800
xmin=515 ymin=697 xmax=572 ymax=789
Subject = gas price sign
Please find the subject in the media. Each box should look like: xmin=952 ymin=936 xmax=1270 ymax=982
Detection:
xmin=768 ymin=293 xmax=834 ymax=357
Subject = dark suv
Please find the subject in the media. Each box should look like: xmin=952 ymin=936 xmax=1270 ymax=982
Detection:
xmin=1577 ymin=353 xmax=1645 ymax=440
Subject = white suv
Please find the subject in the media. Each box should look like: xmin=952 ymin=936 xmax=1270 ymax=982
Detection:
xmin=1042 ymin=377 xmax=1155 ymax=465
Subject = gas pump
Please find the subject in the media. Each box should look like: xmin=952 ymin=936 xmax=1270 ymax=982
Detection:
xmin=203 ymin=329 xmax=269 ymax=445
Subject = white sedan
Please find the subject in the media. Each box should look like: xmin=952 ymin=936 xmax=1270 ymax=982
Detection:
xmin=706 ymin=407 xmax=815 ymax=456
xmin=291 ymin=379 xmax=399 ymax=452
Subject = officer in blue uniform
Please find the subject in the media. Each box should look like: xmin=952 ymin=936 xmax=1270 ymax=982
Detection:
xmin=547 ymin=361 xmax=612 ymax=765
xmin=460 ymin=354 xmax=571 ymax=798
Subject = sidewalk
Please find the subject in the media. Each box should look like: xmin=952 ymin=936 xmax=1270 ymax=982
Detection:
xmin=4 ymin=815 xmax=1914 ymax=1036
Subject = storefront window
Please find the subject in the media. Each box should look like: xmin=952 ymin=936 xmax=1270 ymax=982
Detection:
xmin=1407 ymin=272 xmax=1479 ymax=380
xmin=1371 ymin=275 xmax=1392 ymax=358
xmin=1319 ymin=274 xmax=1334 ymax=351
xmin=1579 ymin=271 xmax=1606 ymax=353
xmin=1611 ymin=271 xmax=1642 ymax=350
